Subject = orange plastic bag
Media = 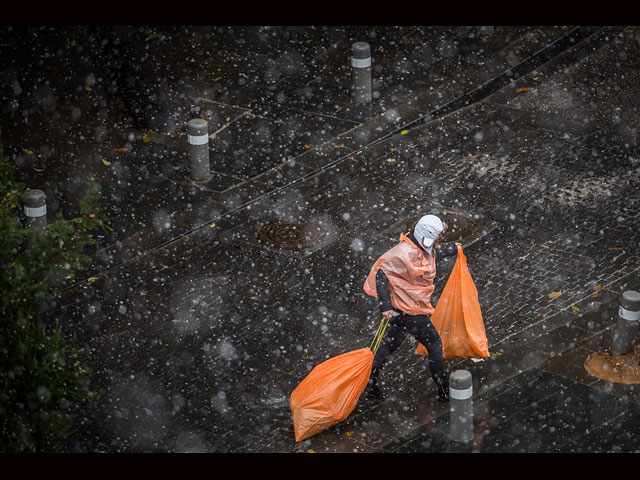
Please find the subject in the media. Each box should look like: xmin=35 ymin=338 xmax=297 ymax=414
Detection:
xmin=415 ymin=244 xmax=489 ymax=359
xmin=289 ymin=347 xmax=373 ymax=442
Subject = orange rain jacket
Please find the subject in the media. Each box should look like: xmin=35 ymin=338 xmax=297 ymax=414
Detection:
xmin=363 ymin=233 xmax=436 ymax=316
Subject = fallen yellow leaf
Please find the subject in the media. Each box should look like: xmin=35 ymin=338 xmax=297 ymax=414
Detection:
xmin=33 ymin=167 xmax=44 ymax=172
xmin=516 ymin=87 xmax=532 ymax=93
xmin=85 ymin=85 xmax=93 ymax=91
xmin=400 ymin=130 xmax=409 ymax=135
xmin=22 ymin=148 xmax=34 ymax=154
xmin=210 ymin=223 xmax=216 ymax=228
xmin=116 ymin=147 xmax=128 ymax=152
xmin=593 ymin=285 xmax=602 ymax=290
xmin=307 ymin=449 xmax=315 ymax=453
xmin=608 ymin=247 xmax=623 ymax=251
xmin=102 ymin=159 xmax=111 ymax=166
xmin=143 ymin=135 xmax=151 ymax=143
xmin=146 ymin=33 xmax=155 ymax=40
xmin=386 ymin=158 xmax=396 ymax=163
xmin=345 ymin=432 xmax=354 ymax=437
xmin=87 ymin=277 xmax=99 ymax=283
xmin=548 ymin=291 xmax=562 ymax=299
xmin=570 ymin=305 xmax=580 ymax=311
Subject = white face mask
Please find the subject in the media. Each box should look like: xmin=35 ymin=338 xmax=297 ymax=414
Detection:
xmin=419 ymin=237 xmax=433 ymax=255
xmin=420 ymin=226 xmax=445 ymax=253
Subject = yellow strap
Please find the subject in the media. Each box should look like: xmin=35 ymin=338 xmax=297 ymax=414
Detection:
xmin=369 ymin=317 xmax=385 ymax=350
xmin=370 ymin=316 xmax=390 ymax=356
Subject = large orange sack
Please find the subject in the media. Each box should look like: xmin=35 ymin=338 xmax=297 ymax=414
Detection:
xmin=290 ymin=347 xmax=374 ymax=442
xmin=415 ymin=244 xmax=489 ymax=359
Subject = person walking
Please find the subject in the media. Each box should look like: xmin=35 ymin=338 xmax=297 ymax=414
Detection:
xmin=363 ymin=214 xmax=458 ymax=403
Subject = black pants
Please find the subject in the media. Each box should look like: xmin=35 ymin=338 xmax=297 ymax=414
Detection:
xmin=372 ymin=312 xmax=447 ymax=386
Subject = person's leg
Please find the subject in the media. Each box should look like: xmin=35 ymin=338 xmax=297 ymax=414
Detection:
xmin=371 ymin=319 xmax=405 ymax=370
xmin=406 ymin=315 xmax=450 ymax=402
xmin=367 ymin=316 xmax=407 ymax=398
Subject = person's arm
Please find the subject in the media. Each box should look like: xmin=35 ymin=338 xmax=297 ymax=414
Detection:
xmin=435 ymin=241 xmax=459 ymax=259
xmin=375 ymin=269 xmax=394 ymax=318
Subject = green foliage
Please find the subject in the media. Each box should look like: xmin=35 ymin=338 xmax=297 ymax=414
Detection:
xmin=0 ymin=132 xmax=112 ymax=452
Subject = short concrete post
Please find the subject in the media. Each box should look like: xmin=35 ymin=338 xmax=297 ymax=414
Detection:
xmin=351 ymin=42 xmax=372 ymax=104
xmin=449 ymin=369 xmax=473 ymax=443
xmin=187 ymin=118 xmax=210 ymax=181
xmin=23 ymin=188 xmax=47 ymax=231
xmin=611 ymin=290 xmax=640 ymax=356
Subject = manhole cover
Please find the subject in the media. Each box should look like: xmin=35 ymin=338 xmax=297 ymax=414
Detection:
xmin=256 ymin=221 xmax=330 ymax=251
xmin=584 ymin=346 xmax=640 ymax=384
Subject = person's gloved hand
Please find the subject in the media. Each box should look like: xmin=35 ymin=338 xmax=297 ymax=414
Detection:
xmin=382 ymin=310 xmax=399 ymax=320
xmin=438 ymin=242 xmax=458 ymax=258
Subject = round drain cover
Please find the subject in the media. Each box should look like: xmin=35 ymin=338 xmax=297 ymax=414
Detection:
xmin=400 ymin=212 xmax=476 ymax=243
xmin=256 ymin=221 xmax=327 ymax=251
xmin=584 ymin=346 xmax=640 ymax=384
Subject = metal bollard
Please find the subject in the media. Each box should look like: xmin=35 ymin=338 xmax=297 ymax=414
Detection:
xmin=22 ymin=188 xmax=47 ymax=231
xmin=187 ymin=118 xmax=210 ymax=181
xmin=449 ymin=369 xmax=474 ymax=443
xmin=611 ymin=290 xmax=640 ymax=356
xmin=351 ymin=42 xmax=372 ymax=104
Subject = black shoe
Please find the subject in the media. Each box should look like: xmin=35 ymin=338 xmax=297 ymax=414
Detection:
xmin=436 ymin=376 xmax=450 ymax=403
xmin=367 ymin=382 xmax=389 ymax=399
xmin=365 ymin=371 xmax=388 ymax=399
xmin=438 ymin=389 xmax=450 ymax=403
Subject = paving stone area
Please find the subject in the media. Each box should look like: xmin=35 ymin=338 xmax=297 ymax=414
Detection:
xmin=384 ymin=369 xmax=640 ymax=453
